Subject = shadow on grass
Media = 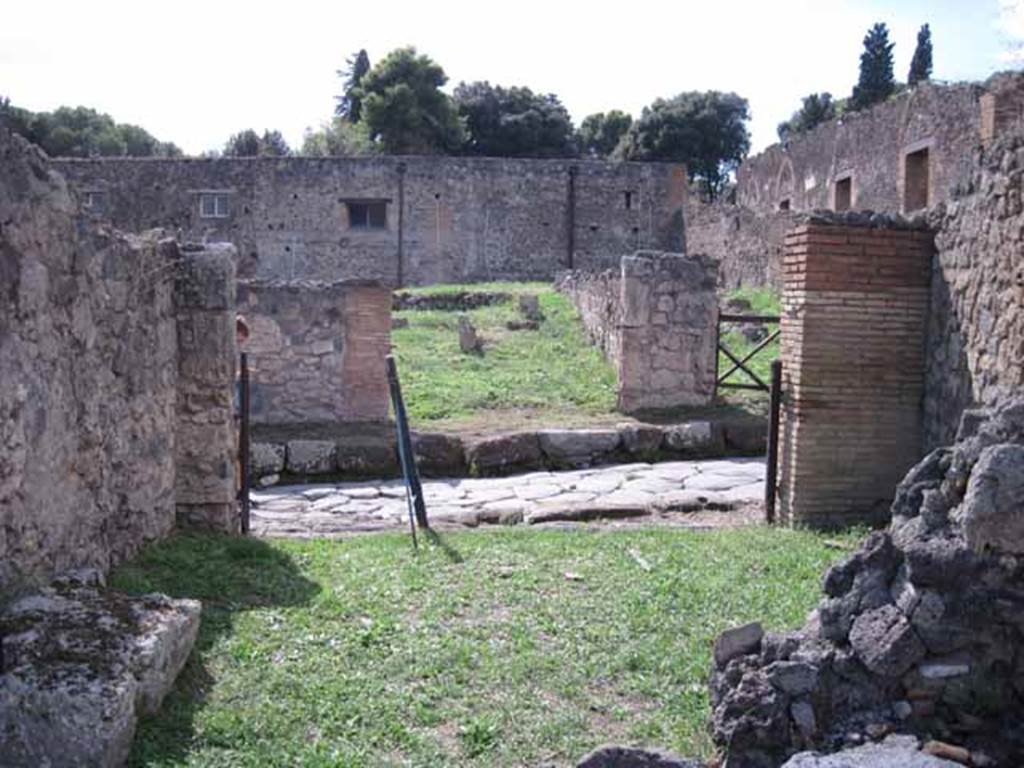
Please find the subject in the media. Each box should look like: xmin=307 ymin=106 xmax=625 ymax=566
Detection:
xmin=423 ymin=526 xmax=465 ymax=564
xmin=109 ymin=534 xmax=320 ymax=767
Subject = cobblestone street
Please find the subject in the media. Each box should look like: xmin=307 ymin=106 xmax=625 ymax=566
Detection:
xmin=250 ymin=458 xmax=766 ymax=536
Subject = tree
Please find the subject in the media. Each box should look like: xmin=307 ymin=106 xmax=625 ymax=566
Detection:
xmin=0 ymin=101 xmax=180 ymax=157
xmin=356 ymin=47 xmax=464 ymax=154
xmin=578 ymin=111 xmax=632 ymax=158
xmin=850 ymin=22 xmax=896 ymax=111
xmin=453 ymin=81 xmax=576 ymax=157
xmin=301 ymin=118 xmax=375 ymax=156
xmin=615 ymin=91 xmax=750 ymax=200
xmin=336 ymin=49 xmax=371 ymax=122
xmin=223 ymin=129 xmax=291 ymax=157
xmin=776 ymin=93 xmax=836 ymax=141
xmin=908 ymin=24 xmax=933 ymax=86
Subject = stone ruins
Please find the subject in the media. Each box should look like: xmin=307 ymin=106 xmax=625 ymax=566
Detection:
xmin=1 ymin=63 xmax=1024 ymax=767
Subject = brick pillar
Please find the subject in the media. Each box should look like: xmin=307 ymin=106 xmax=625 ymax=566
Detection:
xmin=174 ymin=243 xmax=239 ymax=533
xmin=778 ymin=222 xmax=932 ymax=527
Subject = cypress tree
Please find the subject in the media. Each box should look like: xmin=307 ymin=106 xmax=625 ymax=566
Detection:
xmin=908 ymin=24 xmax=933 ymax=86
xmin=850 ymin=23 xmax=896 ymax=111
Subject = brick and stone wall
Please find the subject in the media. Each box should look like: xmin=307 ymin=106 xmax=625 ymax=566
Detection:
xmin=924 ymin=127 xmax=1024 ymax=448
xmin=778 ymin=217 xmax=932 ymax=527
xmin=0 ymin=127 xmax=237 ymax=596
xmin=238 ymin=280 xmax=391 ymax=425
xmin=53 ymin=156 xmax=688 ymax=287
xmin=558 ymin=252 xmax=718 ymax=413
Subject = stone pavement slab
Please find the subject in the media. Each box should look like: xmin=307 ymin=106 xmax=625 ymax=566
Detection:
xmin=249 ymin=458 xmax=766 ymax=537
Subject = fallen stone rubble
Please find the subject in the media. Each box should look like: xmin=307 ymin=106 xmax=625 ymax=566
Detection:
xmin=708 ymin=399 xmax=1024 ymax=767
xmin=0 ymin=570 xmax=200 ymax=767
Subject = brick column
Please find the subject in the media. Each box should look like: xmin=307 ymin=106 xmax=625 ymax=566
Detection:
xmin=174 ymin=243 xmax=239 ymax=533
xmin=778 ymin=221 xmax=932 ymax=527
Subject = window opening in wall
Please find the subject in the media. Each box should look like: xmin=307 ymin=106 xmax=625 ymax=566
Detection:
xmin=200 ymin=193 xmax=231 ymax=218
xmin=347 ymin=201 xmax=387 ymax=229
xmin=778 ymin=199 xmax=791 ymax=211
xmin=834 ymin=177 xmax=852 ymax=212
xmin=83 ymin=191 xmax=106 ymax=213
xmin=904 ymin=147 xmax=930 ymax=212
xmin=624 ymin=191 xmax=633 ymax=210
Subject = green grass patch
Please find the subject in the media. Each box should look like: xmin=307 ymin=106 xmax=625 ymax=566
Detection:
xmin=113 ymin=526 xmax=862 ymax=767
xmin=392 ymin=282 xmax=617 ymax=428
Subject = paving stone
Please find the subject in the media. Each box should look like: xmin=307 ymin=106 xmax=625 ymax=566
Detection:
xmin=574 ymin=473 xmax=625 ymax=494
xmin=342 ymin=487 xmax=381 ymax=500
xmin=685 ymin=473 xmax=747 ymax=491
xmin=515 ymin=483 xmax=563 ymax=501
xmin=538 ymin=492 xmax=597 ymax=506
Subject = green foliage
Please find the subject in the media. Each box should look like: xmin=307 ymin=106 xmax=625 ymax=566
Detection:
xmin=0 ymin=100 xmax=181 ymax=158
xmin=356 ymin=47 xmax=464 ymax=154
xmin=616 ymin=91 xmax=750 ymax=200
xmin=850 ymin=22 xmax=896 ymax=111
xmin=391 ymin=283 xmax=617 ymax=428
xmin=223 ymin=129 xmax=291 ymax=157
xmin=336 ymin=48 xmax=371 ymax=121
xmin=718 ymin=286 xmax=780 ymax=404
xmin=111 ymin=526 xmax=861 ymax=766
xmin=578 ymin=110 xmax=632 ymax=158
xmin=776 ymin=93 xmax=836 ymax=141
xmin=454 ymin=81 xmax=577 ymax=158
xmin=301 ymin=118 xmax=376 ymax=156
xmin=908 ymin=24 xmax=933 ymax=86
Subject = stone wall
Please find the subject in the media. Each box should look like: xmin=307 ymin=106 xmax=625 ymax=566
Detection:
xmin=52 ymin=156 xmax=688 ymax=287
xmin=778 ymin=217 xmax=932 ymax=527
xmin=685 ymin=198 xmax=793 ymax=289
xmin=924 ymin=128 xmax=1024 ymax=449
xmin=0 ymin=126 xmax=237 ymax=596
xmin=558 ymin=251 xmax=718 ymax=413
xmin=736 ymin=74 xmax=1024 ymax=218
xmin=238 ymin=280 xmax=391 ymax=425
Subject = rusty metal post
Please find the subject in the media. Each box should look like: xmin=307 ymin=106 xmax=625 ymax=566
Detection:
xmin=386 ymin=355 xmax=427 ymax=539
xmin=765 ymin=360 xmax=782 ymax=524
xmin=239 ymin=352 xmax=251 ymax=534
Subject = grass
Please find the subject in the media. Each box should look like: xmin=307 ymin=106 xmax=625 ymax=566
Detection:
xmin=717 ymin=286 xmax=781 ymax=407
xmin=392 ymin=282 xmax=618 ymax=430
xmin=112 ymin=526 xmax=863 ymax=767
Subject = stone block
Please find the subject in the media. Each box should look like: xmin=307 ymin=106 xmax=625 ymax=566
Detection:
xmin=849 ymin=605 xmax=926 ymax=678
xmin=619 ymin=424 xmax=665 ymax=458
xmin=537 ymin=429 xmax=622 ymax=468
xmin=336 ymin=434 xmax=397 ymax=478
xmin=664 ymin=421 xmax=725 ymax=457
xmin=959 ymin=444 xmax=1024 ymax=554
xmin=286 ymin=440 xmax=337 ymax=475
xmin=250 ymin=442 xmax=286 ymax=477
xmin=713 ymin=621 xmax=763 ymax=668
xmin=411 ymin=432 xmax=465 ymax=477
xmin=466 ymin=432 xmax=543 ymax=477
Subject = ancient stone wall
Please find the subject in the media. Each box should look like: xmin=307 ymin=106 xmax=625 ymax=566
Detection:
xmin=0 ymin=127 xmax=237 ymax=596
xmin=924 ymin=128 xmax=1024 ymax=449
xmin=238 ymin=280 xmax=391 ymax=425
xmin=558 ymin=252 xmax=718 ymax=413
xmin=52 ymin=156 xmax=688 ymax=287
xmin=778 ymin=217 xmax=932 ymax=527
xmin=684 ymin=198 xmax=793 ymax=289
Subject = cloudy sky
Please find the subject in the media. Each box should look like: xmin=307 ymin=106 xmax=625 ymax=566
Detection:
xmin=2 ymin=0 xmax=1019 ymax=156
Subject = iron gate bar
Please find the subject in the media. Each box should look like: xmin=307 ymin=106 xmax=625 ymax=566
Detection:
xmin=718 ymin=313 xmax=781 ymax=323
xmin=765 ymin=360 xmax=783 ymax=524
xmin=718 ymin=344 xmax=770 ymax=391
xmin=239 ymin=352 xmax=251 ymax=535
xmin=717 ymin=329 xmax=781 ymax=385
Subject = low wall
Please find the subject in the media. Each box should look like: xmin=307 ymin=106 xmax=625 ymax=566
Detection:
xmin=238 ymin=280 xmax=391 ymax=425
xmin=924 ymin=128 xmax=1024 ymax=449
xmin=778 ymin=217 xmax=932 ymax=527
xmin=558 ymin=251 xmax=718 ymax=412
xmin=0 ymin=127 xmax=237 ymax=596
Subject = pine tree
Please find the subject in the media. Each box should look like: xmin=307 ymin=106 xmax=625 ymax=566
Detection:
xmin=850 ymin=23 xmax=896 ymax=111
xmin=908 ymin=24 xmax=933 ymax=86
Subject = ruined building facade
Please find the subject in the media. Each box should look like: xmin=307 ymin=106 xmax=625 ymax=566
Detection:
xmin=54 ymin=156 xmax=688 ymax=287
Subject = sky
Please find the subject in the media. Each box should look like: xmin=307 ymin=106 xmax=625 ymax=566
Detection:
xmin=2 ymin=0 xmax=1020 ymax=156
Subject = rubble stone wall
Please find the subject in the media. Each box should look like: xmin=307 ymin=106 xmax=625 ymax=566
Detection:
xmin=0 ymin=126 xmax=237 ymax=596
xmin=923 ymin=129 xmax=1024 ymax=449
xmin=558 ymin=252 xmax=718 ymax=413
xmin=52 ymin=156 xmax=688 ymax=287
xmin=778 ymin=219 xmax=932 ymax=527
xmin=237 ymin=280 xmax=391 ymax=425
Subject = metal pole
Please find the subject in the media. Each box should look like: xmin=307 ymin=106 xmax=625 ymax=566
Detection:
xmin=765 ymin=360 xmax=782 ymax=525
xmin=239 ymin=352 xmax=251 ymax=534
xmin=385 ymin=355 xmax=427 ymax=537
xmin=567 ymin=165 xmax=578 ymax=270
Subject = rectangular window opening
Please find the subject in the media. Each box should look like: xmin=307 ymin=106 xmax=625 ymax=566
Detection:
xmin=83 ymin=191 xmax=106 ymax=213
xmin=904 ymin=148 xmax=930 ymax=212
xmin=200 ymin=193 xmax=231 ymax=218
xmin=834 ymin=177 xmax=852 ymax=212
xmin=624 ymin=191 xmax=633 ymax=210
xmin=778 ymin=199 xmax=791 ymax=211
xmin=348 ymin=201 xmax=387 ymax=229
